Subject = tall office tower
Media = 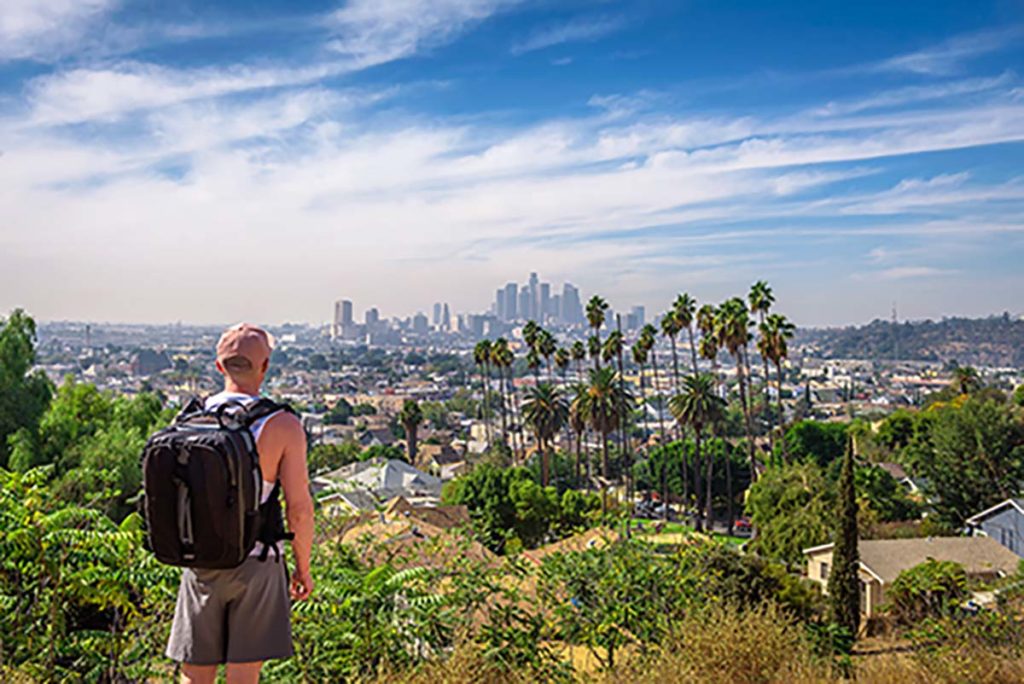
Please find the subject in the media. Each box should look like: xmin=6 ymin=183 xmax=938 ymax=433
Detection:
xmin=518 ymin=288 xmax=531 ymax=322
xmin=630 ymin=306 xmax=646 ymax=330
xmin=432 ymin=302 xmax=442 ymax=327
xmin=504 ymin=282 xmax=518 ymax=320
xmin=528 ymin=272 xmax=539 ymax=320
xmin=561 ymin=283 xmax=582 ymax=325
xmin=413 ymin=313 xmax=429 ymax=334
xmin=341 ymin=300 xmax=354 ymax=326
xmin=495 ymin=289 xmax=506 ymax=320
xmin=365 ymin=308 xmax=380 ymax=327
xmin=333 ymin=301 xmax=343 ymax=339
xmin=551 ymin=294 xmax=562 ymax=324
xmin=442 ymin=303 xmax=451 ymax=331
xmin=539 ymin=282 xmax=551 ymax=322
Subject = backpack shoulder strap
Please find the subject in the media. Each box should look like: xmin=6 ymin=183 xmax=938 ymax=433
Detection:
xmin=174 ymin=395 xmax=208 ymax=424
xmin=242 ymin=398 xmax=297 ymax=427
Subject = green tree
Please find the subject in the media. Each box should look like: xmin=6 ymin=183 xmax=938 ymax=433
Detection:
xmin=781 ymin=420 xmax=848 ymax=468
xmin=886 ymin=559 xmax=968 ymax=625
xmin=474 ymin=339 xmax=494 ymax=443
xmin=585 ymin=296 xmax=608 ymax=370
xmin=746 ymin=460 xmax=834 ymax=565
xmin=669 ymin=373 xmax=726 ymax=531
xmin=399 ymin=399 xmax=423 ymax=464
xmin=904 ymin=397 xmax=1024 ymax=527
xmin=717 ymin=298 xmax=756 ymax=482
xmin=324 ymin=398 xmax=353 ymax=425
xmin=876 ymin=409 xmax=915 ymax=450
xmin=0 ymin=309 xmax=53 ymax=468
xmin=578 ymin=367 xmax=634 ymax=480
xmin=759 ymin=312 xmax=795 ymax=460
xmin=828 ymin=437 xmax=860 ymax=638
xmin=522 ymin=383 xmax=569 ymax=487
xmin=749 ymin=281 xmax=775 ymax=448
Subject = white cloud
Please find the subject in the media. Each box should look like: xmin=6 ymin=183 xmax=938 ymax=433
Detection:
xmin=873 ymin=26 xmax=1024 ymax=75
xmin=511 ymin=15 xmax=626 ymax=55
xmin=814 ymin=73 xmax=1016 ymax=116
xmin=854 ymin=266 xmax=956 ymax=281
xmin=0 ymin=0 xmax=117 ymax=61
xmin=327 ymin=0 xmax=521 ymax=66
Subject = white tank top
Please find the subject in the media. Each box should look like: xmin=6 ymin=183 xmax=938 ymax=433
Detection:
xmin=204 ymin=391 xmax=284 ymax=556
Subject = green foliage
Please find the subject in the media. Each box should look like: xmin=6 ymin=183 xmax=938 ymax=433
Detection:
xmin=441 ymin=465 xmax=599 ymax=553
xmin=0 ymin=309 xmax=53 ymax=468
xmin=308 ymin=440 xmax=362 ymax=473
xmin=855 ymin=464 xmax=918 ymax=522
xmin=0 ymin=467 xmax=178 ymax=681
xmin=904 ymin=397 xmax=1024 ymax=527
xmin=746 ymin=460 xmax=834 ymax=565
xmin=877 ymin=409 xmax=916 ymax=450
xmin=828 ymin=438 xmax=860 ymax=637
xmin=781 ymin=420 xmax=848 ymax=467
xmin=888 ymin=559 xmax=968 ymax=625
xmin=324 ymin=398 xmax=353 ymax=424
xmin=1014 ymin=384 xmax=1024 ymax=408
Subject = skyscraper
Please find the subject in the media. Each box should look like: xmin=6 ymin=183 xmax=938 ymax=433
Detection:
xmin=442 ymin=303 xmax=451 ymax=331
xmin=504 ymin=282 xmax=518 ymax=320
xmin=561 ymin=283 xmax=582 ymax=325
xmin=540 ymin=282 xmax=551 ymax=322
xmin=528 ymin=272 xmax=539 ymax=320
xmin=341 ymin=300 xmax=354 ymax=326
xmin=495 ymin=289 xmax=505 ymax=320
xmin=365 ymin=308 xmax=380 ymax=327
xmin=432 ymin=302 xmax=442 ymax=327
xmin=518 ymin=288 xmax=531 ymax=322
xmin=629 ymin=305 xmax=646 ymax=330
xmin=551 ymin=294 xmax=562 ymax=323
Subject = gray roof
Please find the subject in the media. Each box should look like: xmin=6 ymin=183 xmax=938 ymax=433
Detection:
xmin=320 ymin=457 xmax=442 ymax=500
xmin=966 ymin=498 xmax=1024 ymax=525
xmin=807 ymin=536 xmax=1021 ymax=584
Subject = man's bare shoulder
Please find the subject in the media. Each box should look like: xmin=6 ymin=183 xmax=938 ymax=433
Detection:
xmin=262 ymin=409 xmax=306 ymax=445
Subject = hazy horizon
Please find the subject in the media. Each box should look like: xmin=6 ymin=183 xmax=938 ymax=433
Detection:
xmin=2 ymin=1 xmax=1023 ymax=326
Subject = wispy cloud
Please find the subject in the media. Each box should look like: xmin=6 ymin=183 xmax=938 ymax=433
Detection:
xmin=511 ymin=15 xmax=627 ymax=55
xmin=814 ymin=73 xmax=1016 ymax=116
xmin=853 ymin=266 xmax=957 ymax=281
xmin=328 ymin=0 xmax=522 ymax=66
xmin=0 ymin=0 xmax=118 ymax=61
xmin=872 ymin=26 xmax=1024 ymax=75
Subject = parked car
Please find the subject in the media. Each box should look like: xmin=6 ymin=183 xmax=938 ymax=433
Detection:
xmin=734 ymin=517 xmax=753 ymax=535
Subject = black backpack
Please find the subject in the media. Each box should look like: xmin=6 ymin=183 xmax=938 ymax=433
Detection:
xmin=141 ymin=397 xmax=295 ymax=568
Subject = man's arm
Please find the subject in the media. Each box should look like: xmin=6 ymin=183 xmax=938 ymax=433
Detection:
xmin=275 ymin=414 xmax=315 ymax=599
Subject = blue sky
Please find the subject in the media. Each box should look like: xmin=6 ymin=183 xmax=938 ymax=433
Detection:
xmin=0 ymin=0 xmax=1022 ymax=326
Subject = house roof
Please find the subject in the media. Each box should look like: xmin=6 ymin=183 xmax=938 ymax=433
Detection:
xmin=805 ymin=537 xmax=1021 ymax=584
xmin=321 ymin=457 xmax=443 ymax=499
xmin=965 ymin=498 xmax=1024 ymax=526
xmin=875 ymin=462 xmax=909 ymax=481
xmin=340 ymin=517 xmax=497 ymax=570
xmin=522 ymin=528 xmax=620 ymax=565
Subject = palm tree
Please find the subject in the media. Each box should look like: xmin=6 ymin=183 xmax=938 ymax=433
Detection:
xmin=632 ymin=340 xmax=650 ymax=446
xmin=568 ymin=382 xmax=589 ymax=487
xmin=760 ymin=313 xmax=796 ymax=463
xmin=640 ymin=324 xmax=666 ymax=442
xmin=526 ymin=347 xmax=542 ymax=385
xmin=586 ymin=296 xmax=609 ymax=369
xmin=601 ymin=330 xmax=624 ymax=367
xmin=555 ymin=346 xmax=573 ymax=456
xmin=579 ymin=366 xmax=633 ymax=480
xmin=538 ymin=328 xmax=557 ymax=378
xmin=522 ymin=320 xmax=540 ymax=352
xmin=749 ymin=281 xmax=775 ymax=448
xmin=490 ymin=338 xmax=510 ymax=438
xmin=951 ymin=365 xmax=982 ymax=395
xmin=473 ymin=339 xmax=493 ymax=443
xmin=660 ymin=310 xmax=683 ymax=393
xmin=674 ymin=293 xmax=699 ymax=375
xmin=717 ymin=297 xmax=757 ymax=483
xmin=670 ymin=373 xmax=726 ymax=533
xmin=522 ymin=383 xmax=569 ymax=487
xmin=571 ymin=340 xmax=586 ymax=381
xmin=399 ymin=399 xmax=423 ymax=464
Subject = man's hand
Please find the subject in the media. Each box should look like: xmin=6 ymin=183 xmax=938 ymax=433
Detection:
xmin=290 ymin=567 xmax=314 ymax=601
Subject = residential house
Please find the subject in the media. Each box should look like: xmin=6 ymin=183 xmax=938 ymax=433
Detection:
xmin=315 ymin=457 xmax=444 ymax=509
xmin=804 ymin=537 xmax=1020 ymax=618
xmin=966 ymin=498 xmax=1024 ymax=557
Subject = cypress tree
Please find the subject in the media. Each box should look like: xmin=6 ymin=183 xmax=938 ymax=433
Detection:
xmin=828 ymin=434 xmax=860 ymax=637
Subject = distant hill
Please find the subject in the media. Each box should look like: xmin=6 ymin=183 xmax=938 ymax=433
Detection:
xmin=795 ymin=314 xmax=1024 ymax=367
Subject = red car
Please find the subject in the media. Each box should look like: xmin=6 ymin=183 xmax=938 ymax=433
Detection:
xmin=734 ymin=518 xmax=753 ymax=533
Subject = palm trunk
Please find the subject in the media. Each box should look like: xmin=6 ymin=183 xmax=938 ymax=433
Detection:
xmin=601 ymin=430 xmax=610 ymax=480
xmin=737 ymin=346 xmax=757 ymax=483
xmin=760 ymin=312 xmax=773 ymax=453
xmin=615 ymin=316 xmax=631 ymax=501
xmin=687 ymin=326 xmax=698 ymax=375
xmin=482 ymin=362 xmax=492 ymax=444
xmin=705 ymin=433 xmax=715 ymax=534
xmin=693 ymin=427 xmax=704 ymax=532
xmin=726 ymin=442 xmax=735 ymax=535
xmin=540 ymin=436 xmax=549 ymax=487
xmin=775 ymin=359 xmax=789 ymax=463
xmin=575 ymin=430 xmax=583 ymax=487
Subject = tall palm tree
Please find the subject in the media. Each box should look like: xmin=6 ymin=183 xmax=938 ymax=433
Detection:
xmin=601 ymin=329 xmax=624 ymax=367
xmin=526 ymin=347 xmax=542 ymax=385
xmin=717 ymin=298 xmax=756 ymax=483
xmin=759 ymin=313 xmax=796 ymax=463
xmin=579 ymin=366 xmax=633 ymax=481
xmin=632 ymin=339 xmax=650 ymax=446
xmin=951 ymin=365 xmax=982 ymax=395
xmin=586 ymin=296 xmax=609 ymax=370
xmin=674 ymin=293 xmax=699 ymax=375
xmin=697 ymin=320 xmax=730 ymax=532
xmin=490 ymin=338 xmax=510 ymax=438
xmin=571 ymin=340 xmax=586 ymax=381
xmin=399 ymin=399 xmax=423 ymax=465
xmin=568 ymin=382 xmax=588 ymax=487
xmin=473 ymin=339 xmax=493 ymax=443
xmin=749 ymin=281 xmax=775 ymax=448
xmin=522 ymin=320 xmax=540 ymax=353
xmin=522 ymin=383 xmax=569 ymax=487
xmin=670 ymin=373 xmax=726 ymax=533
xmin=660 ymin=310 xmax=683 ymax=393
xmin=640 ymin=324 xmax=666 ymax=442
xmin=555 ymin=346 xmax=573 ymax=456
xmin=538 ymin=328 xmax=557 ymax=378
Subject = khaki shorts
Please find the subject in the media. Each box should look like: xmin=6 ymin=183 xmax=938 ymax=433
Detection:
xmin=166 ymin=556 xmax=293 ymax=665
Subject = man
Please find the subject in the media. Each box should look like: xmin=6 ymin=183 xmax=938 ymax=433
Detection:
xmin=166 ymin=323 xmax=315 ymax=684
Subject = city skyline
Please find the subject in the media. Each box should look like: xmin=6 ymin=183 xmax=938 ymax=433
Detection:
xmin=2 ymin=2 xmax=1023 ymax=326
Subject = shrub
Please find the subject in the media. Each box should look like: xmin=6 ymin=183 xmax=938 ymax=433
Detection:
xmin=886 ymin=559 xmax=967 ymax=624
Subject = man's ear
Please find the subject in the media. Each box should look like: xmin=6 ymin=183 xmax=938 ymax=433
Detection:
xmin=262 ymin=358 xmax=269 ymax=373
xmin=215 ymin=359 xmax=226 ymax=375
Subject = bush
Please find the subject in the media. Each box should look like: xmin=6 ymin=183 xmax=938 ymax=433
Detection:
xmin=886 ymin=559 xmax=968 ymax=624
